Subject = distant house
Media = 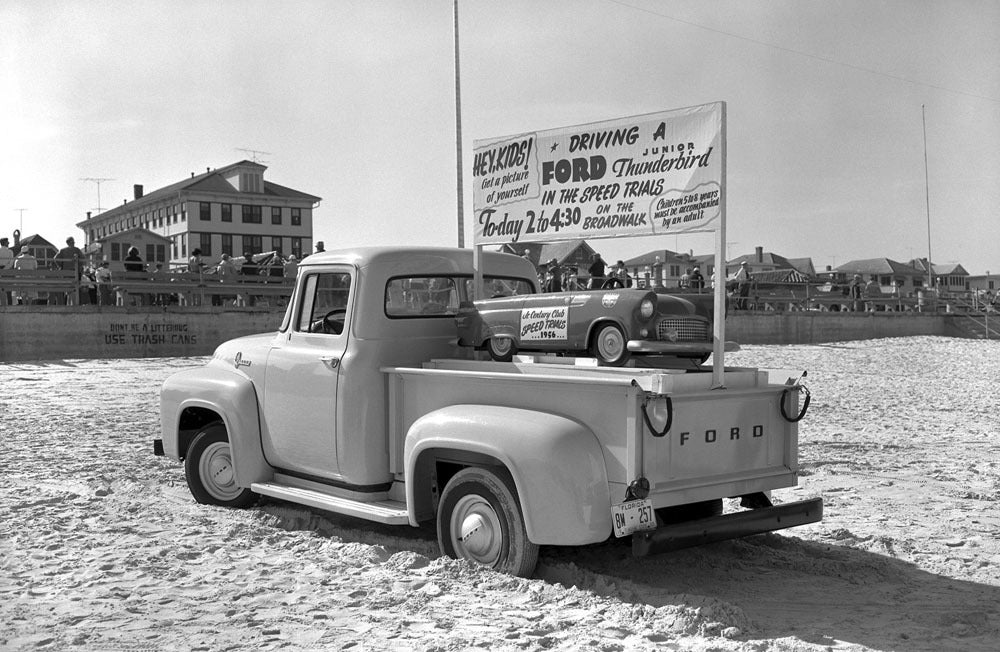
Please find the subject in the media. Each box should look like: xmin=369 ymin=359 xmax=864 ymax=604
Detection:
xmin=835 ymin=258 xmax=927 ymax=296
xmin=622 ymin=249 xmax=707 ymax=288
xmin=909 ymin=258 xmax=970 ymax=294
xmin=13 ymin=234 xmax=58 ymax=268
xmin=726 ymin=246 xmax=809 ymax=279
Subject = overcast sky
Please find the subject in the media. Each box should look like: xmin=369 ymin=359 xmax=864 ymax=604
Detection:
xmin=3 ymin=0 xmax=998 ymax=273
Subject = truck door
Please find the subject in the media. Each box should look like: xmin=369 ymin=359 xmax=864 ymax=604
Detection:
xmin=261 ymin=267 xmax=353 ymax=479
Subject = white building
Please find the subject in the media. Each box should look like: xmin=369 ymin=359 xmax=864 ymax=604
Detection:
xmin=76 ymin=160 xmax=321 ymax=268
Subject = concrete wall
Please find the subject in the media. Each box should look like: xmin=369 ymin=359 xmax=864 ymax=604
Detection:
xmin=726 ymin=312 xmax=947 ymax=344
xmin=0 ymin=306 xmax=951 ymax=362
xmin=0 ymin=306 xmax=285 ymax=362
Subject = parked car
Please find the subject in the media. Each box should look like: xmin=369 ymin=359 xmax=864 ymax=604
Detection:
xmin=456 ymin=288 xmax=734 ymax=365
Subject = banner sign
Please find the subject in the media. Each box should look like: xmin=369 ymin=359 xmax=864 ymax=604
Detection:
xmin=473 ymin=102 xmax=724 ymax=245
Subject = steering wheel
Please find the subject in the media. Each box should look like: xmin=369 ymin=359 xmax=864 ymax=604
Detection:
xmin=602 ymin=277 xmax=625 ymax=289
xmin=311 ymin=308 xmax=346 ymax=334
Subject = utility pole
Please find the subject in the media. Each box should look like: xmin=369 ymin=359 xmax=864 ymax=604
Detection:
xmin=454 ymin=0 xmax=465 ymax=248
xmin=922 ymin=105 xmax=933 ymax=296
xmin=14 ymin=208 xmax=27 ymax=233
xmin=81 ymin=177 xmax=115 ymax=213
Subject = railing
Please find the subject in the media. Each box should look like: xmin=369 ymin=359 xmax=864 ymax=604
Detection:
xmin=0 ymin=268 xmax=294 ymax=309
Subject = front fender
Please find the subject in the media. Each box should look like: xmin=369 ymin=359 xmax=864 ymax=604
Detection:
xmin=404 ymin=404 xmax=612 ymax=545
xmin=159 ymin=366 xmax=270 ymax=488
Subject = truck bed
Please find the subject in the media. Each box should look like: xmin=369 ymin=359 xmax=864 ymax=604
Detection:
xmin=384 ymin=356 xmax=805 ymax=509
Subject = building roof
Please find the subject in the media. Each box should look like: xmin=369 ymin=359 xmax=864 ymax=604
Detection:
xmin=836 ymin=258 xmax=924 ymax=276
xmin=498 ymin=240 xmax=595 ymax=267
xmin=75 ymin=160 xmax=321 ymax=227
xmin=729 ymin=250 xmax=795 ymax=268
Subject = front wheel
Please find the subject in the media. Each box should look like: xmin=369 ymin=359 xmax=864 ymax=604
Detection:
xmin=590 ymin=323 xmax=629 ymax=366
xmin=486 ymin=337 xmax=516 ymax=362
xmin=437 ymin=467 xmax=538 ymax=577
xmin=184 ymin=424 xmax=257 ymax=507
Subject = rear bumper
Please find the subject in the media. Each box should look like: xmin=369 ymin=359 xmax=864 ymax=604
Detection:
xmin=632 ymin=497 xmax=823 ymax=556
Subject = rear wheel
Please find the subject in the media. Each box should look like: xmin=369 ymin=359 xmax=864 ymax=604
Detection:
xmin=437 ymin=467 xmax=538 ymax=577
xmin=184 ymin=424 xmax=257 ymax=507
xmin=486 ymin=337 xmax=516 ymax=363
xmin=590 ymin=323 xmax=628 ymax=366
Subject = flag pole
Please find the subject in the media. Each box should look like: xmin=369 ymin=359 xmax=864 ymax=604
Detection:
xmin=454 ymin=0 xmax=465 ymax=248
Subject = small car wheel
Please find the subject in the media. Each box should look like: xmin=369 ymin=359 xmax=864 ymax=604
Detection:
xmin=590 ymin=323 xmax=628 ymax=366
xmin=487 ymin=337 xmax=516 ymax=362
xmin=184 ymin=424 xmax=257 ymax=508
xmin=437 ymin=467 xmax=538 ymax=577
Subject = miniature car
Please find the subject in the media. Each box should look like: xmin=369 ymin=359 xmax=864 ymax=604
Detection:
xmin=456 ymin=288 xmax=733 ymax=366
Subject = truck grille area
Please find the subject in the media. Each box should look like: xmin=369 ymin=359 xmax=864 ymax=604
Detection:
xmin=656 ymin=318 xmax=710 ymax=342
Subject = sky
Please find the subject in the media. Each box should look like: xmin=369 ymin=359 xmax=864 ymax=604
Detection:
xmin=3 ymin=0 xmax=998 ymax=274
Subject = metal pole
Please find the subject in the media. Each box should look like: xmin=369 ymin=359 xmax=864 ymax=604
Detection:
xmin=922 ymin=105 xmax=933 ymax=302
xmin=454 ymin=0 xmax=465 ymax=248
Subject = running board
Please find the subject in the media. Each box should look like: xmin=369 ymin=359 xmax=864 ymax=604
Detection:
xmin=250 ymin=482 xmax=410 ymax=525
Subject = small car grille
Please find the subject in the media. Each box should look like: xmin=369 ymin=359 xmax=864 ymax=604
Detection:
xmin=656 ymin=318 xmax=710 ymax=342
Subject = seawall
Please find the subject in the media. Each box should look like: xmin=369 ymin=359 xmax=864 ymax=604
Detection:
xmin=0 ymin=306 xmax=957 ymax=363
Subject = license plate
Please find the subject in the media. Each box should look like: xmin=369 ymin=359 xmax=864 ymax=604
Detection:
xmin=611 ymin=498 xmax=656 ymax=537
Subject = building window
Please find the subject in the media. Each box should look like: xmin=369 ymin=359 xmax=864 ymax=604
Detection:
xmin=221 ymin=234 xmax=233 ymax=256
xmin=181 ymin=234 xmax=187 ymax=258
xmin=221 ymin=204 xmax=232 ymax=222
xmin=291 ymin=208 xmax=301 ymax=226
xmin=199 ymin=233 xmax=213 ymax=257
xmin=146 ymin=244 xmax=155 ymax=263
xmin=242 ymin=235 xmax=263 ymax=255
xmin=200 ymin=202 xmax=211 ymax=221
xmin=271 ymin=236 xmax=282 ymax=254
xmin=271 ymin=207 xmax=282 ymax=225
xmin=291 ymin=237 xmax=302 ymax=258
xmin=242 ymin=205 xmax=262 ymax=224
xmin=172 ymin=237 xmax=178 ymax=259
xmin=111 ymin=242 xmax=121 ymax=261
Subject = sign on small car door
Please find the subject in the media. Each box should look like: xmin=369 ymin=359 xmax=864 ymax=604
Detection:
xmin=261 ymin=267 xmax=353 ymax=479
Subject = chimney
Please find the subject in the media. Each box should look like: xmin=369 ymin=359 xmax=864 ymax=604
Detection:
xmin=826 ymin=265 xmax=832 ymax=272
xmin=191 ymin=172 xmax=195 ymax=178
xmin=86 ymin=211 xmax=91 ymax=220
xmin=133 ymin=184 xmax=143 ymax=199
xmin=756 ymin=246 xmax=763 ymax=262
xmin=206 ymin=167 xmax=211 ymax=173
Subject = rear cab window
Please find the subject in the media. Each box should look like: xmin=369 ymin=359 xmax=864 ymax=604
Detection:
xmin=385 ymin=275 xmax=535 ymax=318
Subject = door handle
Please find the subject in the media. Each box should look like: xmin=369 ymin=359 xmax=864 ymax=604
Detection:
xmin=319 ymin=356 xmax=340 ymax=370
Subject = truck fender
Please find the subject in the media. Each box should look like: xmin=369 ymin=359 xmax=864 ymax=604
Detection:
xmin=404 ymin=404 xmax=613 ymax=546
xmin=160 ymin=366 xmax=270 ymax=488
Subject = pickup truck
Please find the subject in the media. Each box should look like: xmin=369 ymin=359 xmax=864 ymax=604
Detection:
xmin=156 ymin=246 xmax=821 ymax=577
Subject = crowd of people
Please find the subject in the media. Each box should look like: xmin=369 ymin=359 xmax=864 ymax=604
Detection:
xmin=0 ymin=236 xmax=329 ymax=308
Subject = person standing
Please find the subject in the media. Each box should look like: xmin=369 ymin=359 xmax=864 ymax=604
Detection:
xmin=849 ymin=274 xmax=864 ymax=312
xmin=54 ymin=237 xmax=85 ymax=305
xmin=544 ymin=258 xmax=562 ymax=293
xmin=124 ymin=247 xmax=144 ymax=272
xmin=650 ymin=256 xmax=663 ymax=288
xmin=94 ymin=260 xmax=113 ymax=306
xmin=283 ymin=254 xmax=299 ymax=279
xmin=730 ymin=261 xmax=751 ymax=309
xmin=689 ymin=265 xmax=705 ymax=290
xmin=12 ymin=245 xmax=37 ymax=305
xmin=237 ymin=252 xmax=258 ymax=307
xmin=0 ymin=237 xmax=13 ymax=306
xmin=587 ymin=253 xmax=606 ymax=289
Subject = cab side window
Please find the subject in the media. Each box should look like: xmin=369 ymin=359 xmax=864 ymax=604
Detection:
xmin=385 ymin=276 xmax=459 ymax=317
xmin=297 ymin=272 xmax=352 ymax=334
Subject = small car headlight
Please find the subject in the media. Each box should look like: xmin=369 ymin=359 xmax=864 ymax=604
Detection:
xmin=640 ymin=298 xmax=655 ymax=320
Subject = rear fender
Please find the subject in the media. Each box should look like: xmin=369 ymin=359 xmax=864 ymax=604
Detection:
xmin=159 ymin=366 xmax=271 ymax=487
xmin=405 ymin=404 xmax=612 ymax=545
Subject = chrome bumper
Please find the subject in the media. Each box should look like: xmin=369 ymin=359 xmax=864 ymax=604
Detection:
xmin=632 ymin=497 xmax=823 ymax=556
xmin=626 ymin=340 xmax=740 ymax=354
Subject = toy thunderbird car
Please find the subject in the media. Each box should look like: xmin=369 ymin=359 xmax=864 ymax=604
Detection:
xmin=456 ymin=288 xmax=735 ymax=366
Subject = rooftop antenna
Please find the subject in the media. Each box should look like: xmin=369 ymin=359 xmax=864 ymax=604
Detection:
xmin=81 ymin=177 xmax=115 ymax=213
xmin=236 ymin=148 xmax=271 ymax=163
xmin=13 ymin=208 xmax=27 ymax=233
xmin=921 ymin=105 xmax=933 ymax=294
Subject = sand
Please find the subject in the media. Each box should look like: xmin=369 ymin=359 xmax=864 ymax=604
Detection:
xmin=2 ymin=336 xmax=998 ymax=651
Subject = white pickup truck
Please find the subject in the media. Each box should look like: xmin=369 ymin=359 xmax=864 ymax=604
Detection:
xmin=156 ymin=246 xmax=821 ymax=577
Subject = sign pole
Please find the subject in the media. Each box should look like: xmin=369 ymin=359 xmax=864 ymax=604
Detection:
xmin=712 ymin=102 xmax=727 ymax=388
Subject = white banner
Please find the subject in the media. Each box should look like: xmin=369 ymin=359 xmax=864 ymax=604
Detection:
xmin=473 ymin=102 xmax=724 ymax=245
